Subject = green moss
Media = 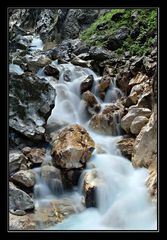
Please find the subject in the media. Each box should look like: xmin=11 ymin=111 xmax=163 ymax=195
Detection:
xmin=80 ymin=9 xmax=157 ymax=56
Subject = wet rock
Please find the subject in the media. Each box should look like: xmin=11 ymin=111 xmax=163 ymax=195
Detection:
xmin=61 ymin=169 xmax=82 ymax=188
xmin=89 ymin=101 xmax=124 ymax=135
xmin=130 ymin=116 xmax=149 ymax=135
xmin=9 ymin=182 xmax=34 ymax=212
xmin=51 ymin=124 xmax=95 ymax=169
xmin=9 ymin=73 xmax=56 ymax=141
xmin=25 ymin=54 xmax=52 ymax=72
xmin=44 ymin=63 xmax=60 ymax=78
xmin=9 ymin=150 xmax=27 ymax=175
xmin=117 ymin=137 xmax=135 ymax=160
xmin=9 ymin=213 xmax=36 ymax=230
xmin=11 ymin=170 xmax=36 ymax=188
xmin=98 ymin=77 xmax=111 ymax=100
xmin=82 ymin=90 xmax=101 ymax=115
xmin=121 ymin=107 xmax=151 ymax=133
xmin=83 ymin=169 xmax=99 ymax=207
xmin=80 ymin=75 xmax=94 ymax=94
xmin=132 ymin=112 xmax=157 ymax=168
xmin=111 ymin=12 xmax=124 ymax=21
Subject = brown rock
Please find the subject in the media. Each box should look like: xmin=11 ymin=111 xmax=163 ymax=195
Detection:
xmin=9 ymin=213 xmax=36 ymax=230
xmin=80 ymin=75 xmax=94 ymax=94
xmin=51 ymin=124 xmax=95 ymax=169
xmin=25 ymin=147 xmax=46 ymax=165
xmin=121 ymin=107 xmax=151 ymax=133
xmin=132 ymin=112 xmax=157 ymax=168
xmin=128 ymin=72 xmax=148 ymax=87
xmin=82 ymin=90 xmax=101 ymax=114
xmin=130 ymin=116 xmax=149 ymax=135
xmin=146 ymin=162 xmax=157 ymax=202
xmin=89 ymin=101 xmax=124 ymax=135
xmin=117 ymin=137 xmax=135 ymax=160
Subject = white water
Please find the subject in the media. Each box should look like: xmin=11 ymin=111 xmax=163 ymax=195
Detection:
xmin=34 ymin=62 xmax=157 ymax=230
xmin=30 ymin=36 xmax=43 ymax=51
xmin=9 ymin=64 xmax=24 ymax=75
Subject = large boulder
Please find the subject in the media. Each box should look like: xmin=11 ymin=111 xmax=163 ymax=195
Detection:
xmin=132 ymin=112 xmax=157 ymax=168
xmin=130 ymin=116 xmax=149 ymax=135
xmin=9 ymin=182 xmax=34 ymax=212
xmin=121 ymin=107 xmax=151 ymax=133
xmin=11 ymin=170 xmax=36 ymax=188
xmin=9 ymin=73 xmax=56 ymax=141
xmin=51 ymin=124 xmax=95 ymax=169
xmin=9 ymin=150 xmax=27 ymax=175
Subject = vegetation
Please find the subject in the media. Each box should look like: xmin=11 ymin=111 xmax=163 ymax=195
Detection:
xmin=80 ymin=9 xmax=157 ymax=56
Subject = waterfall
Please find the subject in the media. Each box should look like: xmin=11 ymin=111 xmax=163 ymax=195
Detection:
xmin=33 ymin=62 xmax=157 ymax=230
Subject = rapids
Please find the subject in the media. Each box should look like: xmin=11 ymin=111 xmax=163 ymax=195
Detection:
xmin=34 ymin=62 xmax=157 ymax=230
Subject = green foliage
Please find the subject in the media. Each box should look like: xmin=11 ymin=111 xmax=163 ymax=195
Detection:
xmin=80 ymin=9 xmax=157 ymax=56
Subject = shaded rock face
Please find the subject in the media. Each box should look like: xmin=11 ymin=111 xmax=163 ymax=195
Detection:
xmin=51 ymin=124 xmax=95 ymax=169
xmin=9 ymin=73 xmax=56 ymax=141
xmin=80 ymin=75 xmax=94 ymax=94
xmin=61 ymin=169 xmax=82 ymax=189
xmin=61 ymin=9 xmax=99 ymax=40
xmin=132 ymin=112 xmax=157 ymax=168
xmin=9 ymin=182 xmax=34 ymax=212
xmin=117 ymin=137 xmax=135 ymax=160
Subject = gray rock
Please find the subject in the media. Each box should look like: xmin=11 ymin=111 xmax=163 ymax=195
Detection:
xmin=11 ymin=170 xmax=36 ymax=187
xmin=9 ymin=150 xmax=27 ymax=175
xmin=89 ymin=46 xmax=112 ymax=61
xmin=9 ymin=73 xmax=56 ymax=141
xmin=9 ymin=182 xmax=34 ymax=211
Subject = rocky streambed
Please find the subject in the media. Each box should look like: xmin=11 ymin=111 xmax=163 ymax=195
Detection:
xmin=9 ymin=9 xmax=157 ymax=230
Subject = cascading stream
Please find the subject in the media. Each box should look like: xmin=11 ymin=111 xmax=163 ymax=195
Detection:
xmin=33 ymin=61 xmax=157 ymax=230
